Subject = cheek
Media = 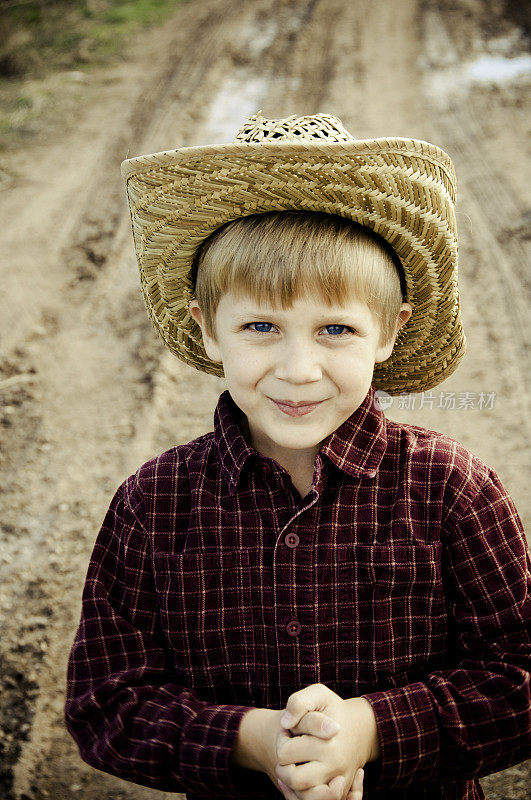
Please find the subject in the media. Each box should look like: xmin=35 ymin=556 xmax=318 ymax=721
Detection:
xmin=328 ymin=348 xmax=374 ymax=375
xmin=330 ymin=357 xmax=376 ymax=395
xmin=224 ymin=353 xmax=264 ymax=386
xmin=237 ymin=350 xmax=270 ymax=374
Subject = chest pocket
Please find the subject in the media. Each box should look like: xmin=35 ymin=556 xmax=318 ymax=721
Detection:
xmin=337 ymin=543 xmax=447 ymax=690
xmin=153 ymin=549 xmax=256 ymax=691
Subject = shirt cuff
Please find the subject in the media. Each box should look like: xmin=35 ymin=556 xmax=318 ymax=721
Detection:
xmin=178 ymin=703 xmax=274 ymax=798
xmin=362 ymin=682 xmax=440 ymax=788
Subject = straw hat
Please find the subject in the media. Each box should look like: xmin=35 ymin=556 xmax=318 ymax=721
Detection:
xmin=121 ymin=112 xmax=465 ymax=394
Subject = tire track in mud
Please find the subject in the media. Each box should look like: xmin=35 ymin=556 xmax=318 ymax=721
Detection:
xmin=414 ymin=0 xmax=530 ymax=517
xmin=421 ymin=2 xmax=529 ymax=375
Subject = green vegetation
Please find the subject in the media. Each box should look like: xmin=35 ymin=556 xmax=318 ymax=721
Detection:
xmin=0 ymin=0 xmax=184 ymax=148
xmin=0 ymin=0 xmax=184 ymax=78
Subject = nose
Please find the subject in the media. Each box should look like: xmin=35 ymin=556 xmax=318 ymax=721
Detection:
xmin=273 ymin=335 xmax=322 ymax=384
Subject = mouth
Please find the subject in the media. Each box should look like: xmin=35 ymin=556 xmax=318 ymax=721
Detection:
xmin=270 ymin=398 xmax=324 ymax=417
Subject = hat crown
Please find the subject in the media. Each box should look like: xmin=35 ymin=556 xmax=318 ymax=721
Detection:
xmin=234 ymin=112 xmax=355 ymax=144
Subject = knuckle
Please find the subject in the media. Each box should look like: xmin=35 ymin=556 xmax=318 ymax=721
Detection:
xmin=286 ymin=698 xmax=300 ymax=714
xmin=317 ymin=712 xmax=332 ymax=728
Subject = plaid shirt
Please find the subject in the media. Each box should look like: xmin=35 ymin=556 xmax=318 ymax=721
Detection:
xmin=65 ymin=385 xmax=531 ymax=800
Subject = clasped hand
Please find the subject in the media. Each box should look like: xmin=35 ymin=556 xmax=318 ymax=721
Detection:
xmin=274 ymin=684 xmax=373 ymax=800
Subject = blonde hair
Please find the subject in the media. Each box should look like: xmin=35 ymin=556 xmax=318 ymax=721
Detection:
xmin=192 ymin=211 xmax=407 ymax=346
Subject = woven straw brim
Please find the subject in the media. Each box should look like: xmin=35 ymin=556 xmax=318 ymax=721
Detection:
xmin=121 ymin=138 xmax=466 ymax=394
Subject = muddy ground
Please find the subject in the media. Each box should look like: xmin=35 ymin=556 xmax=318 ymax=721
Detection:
xmin=0 ymin=0 xmax=529 ymax=798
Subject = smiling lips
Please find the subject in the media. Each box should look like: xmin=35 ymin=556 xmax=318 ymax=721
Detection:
xmin=271 ymin=398 xmax=324 ymax=417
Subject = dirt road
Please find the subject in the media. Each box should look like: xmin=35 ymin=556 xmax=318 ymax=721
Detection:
xmin=0 ymin=0 xmax=529 ymax=797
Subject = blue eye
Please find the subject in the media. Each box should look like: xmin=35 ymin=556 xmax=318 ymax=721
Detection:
xmin=244 ymin=322 xmax=353 ymax=335
xmin=325 ymin=324 xmax=350 ymax=335
xmin=249 ymin=322 xmax=274 ymax=333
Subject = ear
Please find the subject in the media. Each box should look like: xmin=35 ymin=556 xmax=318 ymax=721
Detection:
xmin=374 ymin=302 xmax=413 ymax=364
xmin=188 ymin=300 xmax=223 ymax=364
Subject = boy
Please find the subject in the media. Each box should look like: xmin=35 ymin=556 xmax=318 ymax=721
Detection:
xmin=65 ymin=114 xmax=530 ymax=800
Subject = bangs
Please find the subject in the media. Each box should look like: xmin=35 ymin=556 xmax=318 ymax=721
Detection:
xmin=215 ymin=214 xmax=372 ymax=307
xmin=193 ymin=211 xmax=406 ymax=342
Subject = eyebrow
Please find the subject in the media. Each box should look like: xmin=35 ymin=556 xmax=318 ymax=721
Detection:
xmin=234 ymin=308 xmax=368 ymax=324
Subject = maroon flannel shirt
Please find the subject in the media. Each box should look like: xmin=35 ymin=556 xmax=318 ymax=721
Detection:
xmin=65 ymin=385 xmax=531 ymax=800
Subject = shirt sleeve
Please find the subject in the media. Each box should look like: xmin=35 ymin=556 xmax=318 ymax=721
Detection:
xmin=362 ymin=467 xmax=531 ymax=789
xmin=64 ymin=472 xmax=272 ymax=798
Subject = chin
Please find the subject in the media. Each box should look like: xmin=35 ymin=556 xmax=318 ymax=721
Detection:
xmin=274 ymin=432 xmax=324 ymax=449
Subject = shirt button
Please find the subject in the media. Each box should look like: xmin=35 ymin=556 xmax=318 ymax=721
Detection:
xmin=286 ymin=620 xmax=301 ymax=637
xmin=285 ymin=533 xmax=300 ymax=548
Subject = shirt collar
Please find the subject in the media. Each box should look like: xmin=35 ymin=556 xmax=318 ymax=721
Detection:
xmin=214 ymin=385 xmax=387 ymax=495
xmin=214 ymin=391 xmax=257 ymax=496
xmin=319 ymin=384 xmax=387 ymax=479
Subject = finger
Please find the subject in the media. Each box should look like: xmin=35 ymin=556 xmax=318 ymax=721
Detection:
xmin=282 ymin=683 xmax=335 ymax=729
xmin=277 ymin=724 xmax=294 ymax=746
xmin=279 ymin=778 xmax=342 ymax=800
xmin=353 ymin=767 xmax=364 ymax=794
xmin=308 ymin=781 xmax=348 ymax=800
xmin=276 ymin=722 xmax=296 ymax=760
xmin=347 ymin=768 xmax=364 ymax=800
xmin=289 ymin=710 xmax=340 ymax=739
xmin=328 ymin=774 xmax=346 ymax=800
xmin=276 ymin=760 xmax=343 ymax=798
xmin=276 ymin=761 xmax=324 ymax=793
xmin=276 ymin=730 xmax=329 ymax=766
xmin=277 ymin=779 xmax=299 ymax=800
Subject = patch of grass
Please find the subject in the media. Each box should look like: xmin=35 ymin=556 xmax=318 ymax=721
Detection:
xmin=105 ymin=0 xmax=179 ymax=26
xmin=0 ymin=1 xmax=184 ymax=79
xmin=0 ymin=0 xmax=184 ymax=150
xmin=89 ymin=0 xmax=183 ymax=60
xmin=14 ymin=96 xmax=32 ymax=110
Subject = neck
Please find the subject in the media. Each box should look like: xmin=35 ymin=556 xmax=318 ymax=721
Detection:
xmin=239 ymin=415 xmax=320 ymax=496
